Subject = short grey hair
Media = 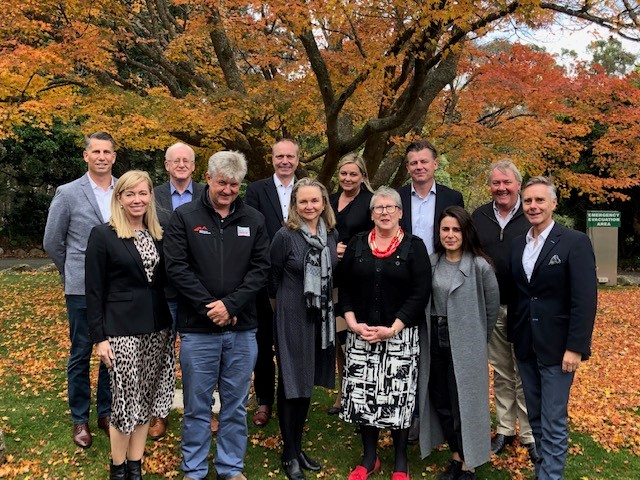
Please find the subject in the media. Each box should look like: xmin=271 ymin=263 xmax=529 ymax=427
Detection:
xmin=487 ymin=159 xmax=522 ymax=185
xmin=522 ymin=176 xmax=557 ymax=201
xmin=207 ymin=151 xmax=247 ymax=182
xmin=165 ymin=142 xmax=195 ymax=162
xmin=370 ymin=186 xmax=402 ymax=210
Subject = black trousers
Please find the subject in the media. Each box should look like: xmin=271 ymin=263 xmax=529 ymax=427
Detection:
xmin=428 ymin=317 xmax=464 ymax=459
xmin=254 ymin=288 xmax=276 ymax=406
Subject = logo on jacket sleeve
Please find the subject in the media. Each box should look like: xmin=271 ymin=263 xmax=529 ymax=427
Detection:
xmin=194 ymin=225 xmax=211 ymax=235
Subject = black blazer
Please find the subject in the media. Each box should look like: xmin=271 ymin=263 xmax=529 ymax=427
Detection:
xmin=154 ymin=180 xmax=205 ymax=229
xmin=245 ymin=176 xmax=287 ymax=241
xmin=329 ymin=188 xmax=374 ymax=244
xmin=398 ymin=182 xmax=464 ymax=238
xmin=507 ymin=223 xmax=597 ymax=365
xmin=86 ymin=224 xmax=171 ymax=343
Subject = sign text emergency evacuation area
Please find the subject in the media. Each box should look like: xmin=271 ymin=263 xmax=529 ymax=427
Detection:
xmin=587 ymin=211 xmax=621 ymax=228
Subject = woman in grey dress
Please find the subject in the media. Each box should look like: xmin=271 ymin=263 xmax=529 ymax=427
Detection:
xmin=417 ymin=206 xmax=499 ymax=480
xmin=268 ymin=178 xmax=339 ymax=480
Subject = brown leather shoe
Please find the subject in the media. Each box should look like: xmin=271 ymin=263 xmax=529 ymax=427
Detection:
xmin=211 ymin=414 xmax=219 ymax=435
xmin=148 ymin=416 xmax=168 ymax=440
xmin=252 ymin=405 xmax=272 ymax=427
xmin=72 ymin=423 xmax=92 ymax=448
xmin=97 ymin=416 xmax=110 ymax=437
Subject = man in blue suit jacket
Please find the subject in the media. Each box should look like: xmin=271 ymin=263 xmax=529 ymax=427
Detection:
xmin=508 ymin=176 xmax=597 ymax=480
xmin=43 ymin=132 xmax=117 ymax=448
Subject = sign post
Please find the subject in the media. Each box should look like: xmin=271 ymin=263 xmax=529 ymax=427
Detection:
xmin=587 ymin=211 xmax=620 ymax=286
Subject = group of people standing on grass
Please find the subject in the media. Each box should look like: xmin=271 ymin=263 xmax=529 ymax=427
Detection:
xmin=44 ymin=132 xmax=597 ymax=480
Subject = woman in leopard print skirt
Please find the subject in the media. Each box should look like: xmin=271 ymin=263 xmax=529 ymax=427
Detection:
xmin=86 ymin=170 xmax=175 ymax=480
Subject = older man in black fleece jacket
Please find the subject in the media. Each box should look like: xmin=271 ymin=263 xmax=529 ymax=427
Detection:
xmin=164 ymin=150 xmax=270 ymax=480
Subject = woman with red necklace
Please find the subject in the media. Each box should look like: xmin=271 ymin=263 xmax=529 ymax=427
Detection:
xmin=339 ymin=187 xmax=431 ymax=480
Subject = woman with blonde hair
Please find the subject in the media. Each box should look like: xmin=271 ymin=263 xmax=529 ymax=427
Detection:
xmin=86 ymin=170 xmax=175 ymax=480
xmin=269 ymin=177 xmax=339 ymax=479
xmin=328 ymin=153 xmax=374 ymax=414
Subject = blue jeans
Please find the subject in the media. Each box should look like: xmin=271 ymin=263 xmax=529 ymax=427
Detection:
xmin=180 ymin=330 xmax=258 ymax=479
xmin=65 ymin=295 xmax=111 ymax=424
xmin=517 ymin=355 xmax=575 ymax=480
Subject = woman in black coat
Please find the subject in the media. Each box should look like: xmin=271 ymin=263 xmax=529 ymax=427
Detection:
xmin=86 ymin=170 xmax=174 ymax=480
xmin=328 ymin=153 xmax=374 ymax=414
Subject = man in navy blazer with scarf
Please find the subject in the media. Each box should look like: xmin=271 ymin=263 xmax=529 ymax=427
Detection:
xmin=508 ymin=176 xmax=597 ymax=480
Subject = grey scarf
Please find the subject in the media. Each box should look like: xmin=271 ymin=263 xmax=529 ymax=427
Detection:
xmin=300 ymin=218 xmax=335 ymax=349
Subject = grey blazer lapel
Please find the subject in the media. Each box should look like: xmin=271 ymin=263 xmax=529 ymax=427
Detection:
xmin=79 ymin=174 xmax=106 ymax=222
xmin=157 ymin=183 xmax=173 ymax=212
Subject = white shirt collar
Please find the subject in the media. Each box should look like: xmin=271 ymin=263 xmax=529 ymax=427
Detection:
xmin=526 ymin=220 xmax=555 ymax=244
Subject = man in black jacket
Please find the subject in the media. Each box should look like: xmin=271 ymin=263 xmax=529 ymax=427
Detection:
xmin=164 ymin=151 xmax=270 ymax=480
xmin=472 ymin=160 xmax=537 ymax=463
xmin=398 ymin=140 xmax=464 ymax=254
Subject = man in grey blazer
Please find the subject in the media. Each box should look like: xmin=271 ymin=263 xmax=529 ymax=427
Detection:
xmin=149 ymin=141 xmax=204 ymax=440
xmin=43 ymin=131 xmax=117 ymax=448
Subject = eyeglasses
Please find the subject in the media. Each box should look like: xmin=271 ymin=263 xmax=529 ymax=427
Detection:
xmin=167 ymin=159 xmax=194 ymax=165
xmin=372 ymin=205 xmax=400 ymax=214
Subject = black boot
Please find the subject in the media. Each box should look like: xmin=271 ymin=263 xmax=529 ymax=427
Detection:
xmin=110 ymin=460 xmax=126 ymax=480
xmin=125 ymin=459 xmax=142 ymax=480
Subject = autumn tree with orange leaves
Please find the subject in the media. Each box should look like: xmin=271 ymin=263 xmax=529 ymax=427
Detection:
xmin=424 ymin=41 xmax=640 ymax=207
xmin=1 ymin=0 xmax=640 ymax=186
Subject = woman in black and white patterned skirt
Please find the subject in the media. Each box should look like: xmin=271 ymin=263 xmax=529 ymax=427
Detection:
xmin=86 ymin=170 xmax=175 ymax=480
xmin=339 ymin=187 xmax=431 ymax=480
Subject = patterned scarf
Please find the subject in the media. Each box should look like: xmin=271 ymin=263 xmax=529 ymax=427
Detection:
xmin=300 ymin=218 xmax=335 ymax=349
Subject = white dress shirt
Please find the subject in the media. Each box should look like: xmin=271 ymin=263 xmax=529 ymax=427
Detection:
xmin=88 ymin=175 xmax=115 ymax=222
xmin=273 ymin=174 xmax=294 ymax=221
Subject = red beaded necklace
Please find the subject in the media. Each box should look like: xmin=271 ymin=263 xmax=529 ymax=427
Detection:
xmin=368 ymin=227 xmax=404 ymax=258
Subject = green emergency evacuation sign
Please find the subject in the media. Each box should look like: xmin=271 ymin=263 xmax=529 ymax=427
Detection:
xmin=587 ymin=211 xmax=621 ymax=228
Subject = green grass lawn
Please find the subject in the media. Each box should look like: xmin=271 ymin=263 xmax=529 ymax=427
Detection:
xmin=0 ymin=272 xmax=638 ymax=479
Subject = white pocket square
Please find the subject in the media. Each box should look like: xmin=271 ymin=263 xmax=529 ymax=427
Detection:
xmin=548 ymin=254 xmax=561 ymax=266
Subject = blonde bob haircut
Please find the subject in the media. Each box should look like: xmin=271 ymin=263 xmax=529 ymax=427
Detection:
xmin=110 ymin=170 xmax=163 ymax=240
xmin=337 ymin=153 xmax=373 ymax=193
xmin=285 ymin=177 xmax=336 ymax=232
